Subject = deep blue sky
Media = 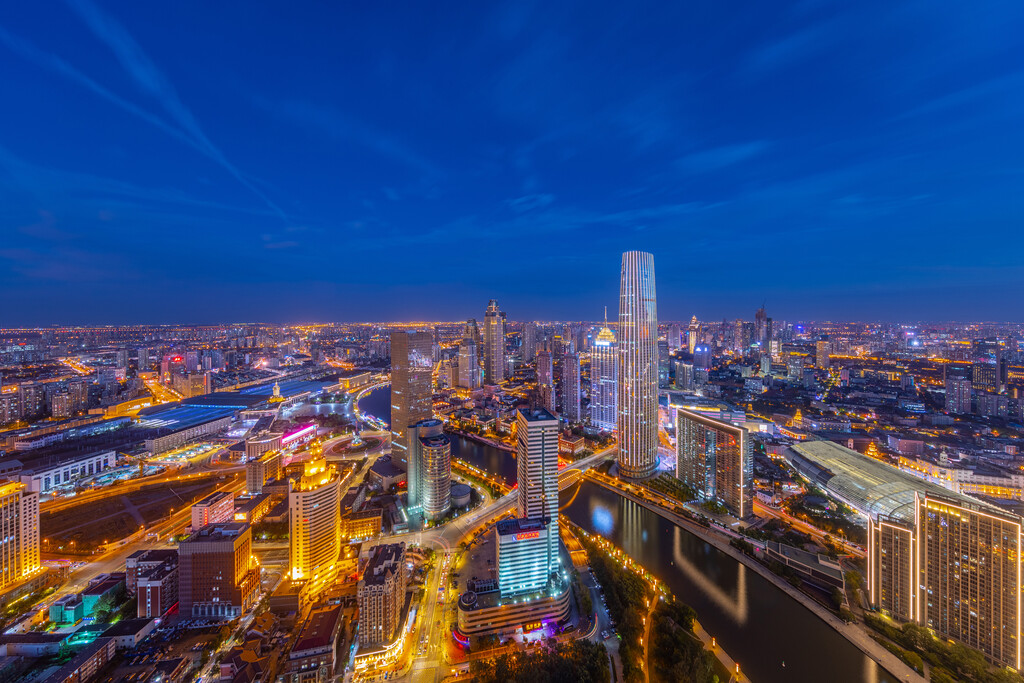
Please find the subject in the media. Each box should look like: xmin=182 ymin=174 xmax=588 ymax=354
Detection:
xmin=1 ymin=1 xmax=1022 ymax=325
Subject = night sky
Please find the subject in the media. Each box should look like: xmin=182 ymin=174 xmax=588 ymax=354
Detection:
xmin=1 ymin=1 xmax=1022 ymax=325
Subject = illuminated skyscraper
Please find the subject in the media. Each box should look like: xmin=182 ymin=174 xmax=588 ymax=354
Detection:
xmin=483 ymin=299 xmax=506 ymax=385
xmin=617 ymin=251 xmax=659 ymax=479
xmin=289 ymin=458 xmax=341 ymax=587
xmin=816 ymin=340 xmax=831 ymax=369
xmin=457 ymin=338 xmax=480 ymax=389
xmin=516 ymin=408 xmax=560 ymax=572
xmin=407 ymin=419 xmax=451 ymax=522
xmin=390 ymin=330 xmax=434 ymax=467
xmin=688 ymin=316 xmax=701 ymax=355
xmin=560 ymin=352 xmax=581 ymax=423
xmin=590 ymin=323 xmax=617 ymax=431
xmin=0 ymin=480 xmax=40 ymax=591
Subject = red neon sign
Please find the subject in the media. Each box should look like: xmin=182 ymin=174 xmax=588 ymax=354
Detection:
xmin=515 ymin=531 xmax=540 ymax=541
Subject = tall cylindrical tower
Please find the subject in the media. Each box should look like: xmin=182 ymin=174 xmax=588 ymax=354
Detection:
xmin=617 ymin=251 xmax=659 ymax=479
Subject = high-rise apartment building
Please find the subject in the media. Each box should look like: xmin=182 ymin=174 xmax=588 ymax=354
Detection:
xmin=289 ymin=459 xmax=341 ymax=587
xmin=457 ymin=338 xmax=481 ymax=389
xmin=357 ymin=543 xmax=407 ymax=646
xmin=245 ymin=450 xmax=281 ymax=495
xmin=815 ymin=340 xmax=830 ymax=369
xmin=390 ymin=330 xmax=434 ymax=468
xmin=617 ymin=251 xmax=659 ymax=479
xmin=560 ymin=352 xmax=581 ymax=423
xmin=407 ymin=419 xmax=451 ymax=522
xmin=676 ymin=410 xmax=752 ymax=518
xmin=483 ymin=300 xmax=506 ymax=385
xmin=178 ymin=522 xmax=258 ymax=619
xmin=137 ymin=347 xmax=150 ymax=372
xmin=945 ymin=371 xmax=973 ymax=414
xmin=536 ymin=350 xmax=555 ymax=413
xmin=972 ymin=361 xmax=999 ymax=394
xmin=515 ymin=408 xmax=560 ymax=572
xmin=590 ymin=325 xmax=617 ymax=431
xmin=0 ymin=481 xmax=40 ymax=591
xmin=917 ymin=494 xmax=1020 ymax=668
xmin=668 ymin=323 xmax=681 ymax=353
xmin=521 ymin=322 xmax=537 ymax=362
xmin=674 ymin=361 xmax=694 ymax=391
xmin=755 ymin=307 xmax=767 ymax=345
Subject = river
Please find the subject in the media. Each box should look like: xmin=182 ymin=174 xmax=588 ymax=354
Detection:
xmin=357 ymin=385 xmax=893 ymax=682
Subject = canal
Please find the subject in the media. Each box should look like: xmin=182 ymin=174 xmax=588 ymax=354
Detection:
xmin=357 ymin=386 xmax=893 ymax=683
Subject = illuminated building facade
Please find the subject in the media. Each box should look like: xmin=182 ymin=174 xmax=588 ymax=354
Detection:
xmin=617 ymin=250 xmax=659 ymax=479
xmin=815 ymin=340 xmax=830 ymax=369
xmin=516 ymin=407 xmax=560 ymax=571
xmin=483 ymin=299 xmax=506 ymax=385
xmin=457 ymin=338 xmax=481 ymax=389
xmin=917 ymin=494 xmax=1020 ymax=669
xmin=560 ymin=352 xmax=581 ymax=423
xmin=390 ymin=330 xmax=433 ymax=468
xmin=536 ymin=350 xmax=555 ymax=413
xmin=407 ymin=419 xmax=451 ymax=522
xmin=289 ymin=459 xmax=341 ymax=587
xmin=590 ymin=325 xmax=617 ymax=431
xmin=357 ymin=543 xmax=407 ymax=646
xmin=191 ymin=491 xmax=234 ymax=530
xmin=676 ymin=410 xmax=752 ymax=518
xmin=945 ymin=370 xmax=973 ymax=414
xmin=245 ymin=450 xmax=281 ymax=495
xmin=687 ymin=315 xmax=700 ymax=355
xmin=496 ymin=518 xmax=551 ymax=597
xmin=0 ymin=480 xmax=40 ymax=591
xmin=521 ymin=322 xmax=537 ymax=362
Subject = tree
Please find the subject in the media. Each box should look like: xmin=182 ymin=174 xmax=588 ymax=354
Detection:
xmin=844 ymin=570 xmax=862 ymax=592
xmin=830 ymin=587 xmax=845 ymax=610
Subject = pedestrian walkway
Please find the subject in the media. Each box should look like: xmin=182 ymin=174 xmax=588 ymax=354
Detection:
xmin=693 ymin=620 xmax=749 ymax=683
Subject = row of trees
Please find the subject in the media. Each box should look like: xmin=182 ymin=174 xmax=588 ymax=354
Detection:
xmin=471 ymin=640 xmax=611 ymax=682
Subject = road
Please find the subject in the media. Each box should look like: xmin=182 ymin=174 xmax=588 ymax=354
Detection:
xmin=753 ymin=499 xmax=865 ymax=558
xmin=387 ymin=447 xmax=613 ymax=683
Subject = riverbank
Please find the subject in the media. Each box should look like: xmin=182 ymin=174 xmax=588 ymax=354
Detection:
xmin=586 ymin=475 xmax=924 ymax=683
xmin=571 ymin=520 xmax=745 ymax=683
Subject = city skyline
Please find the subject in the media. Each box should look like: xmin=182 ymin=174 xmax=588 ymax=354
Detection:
xmin=2 ymin=2 xmax=1023 ymax=324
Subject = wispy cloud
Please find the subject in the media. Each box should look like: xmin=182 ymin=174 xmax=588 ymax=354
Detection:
xmin=0 ymin=26 xmax=191 ymax=147
xmin=255 ymin=97 xmax=443 ymax=182
xmin=0 ymin=1 xmax=288 ymax=220
xmin=64 ymin=0 xmax=287 ymax=219
xmin=505 ymin=193 xmax=554 ymax=213
xmin=0 ymin=143 xmax=279 ymax=220
xmin=675 ymin=142 xmax=769 ymax=172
